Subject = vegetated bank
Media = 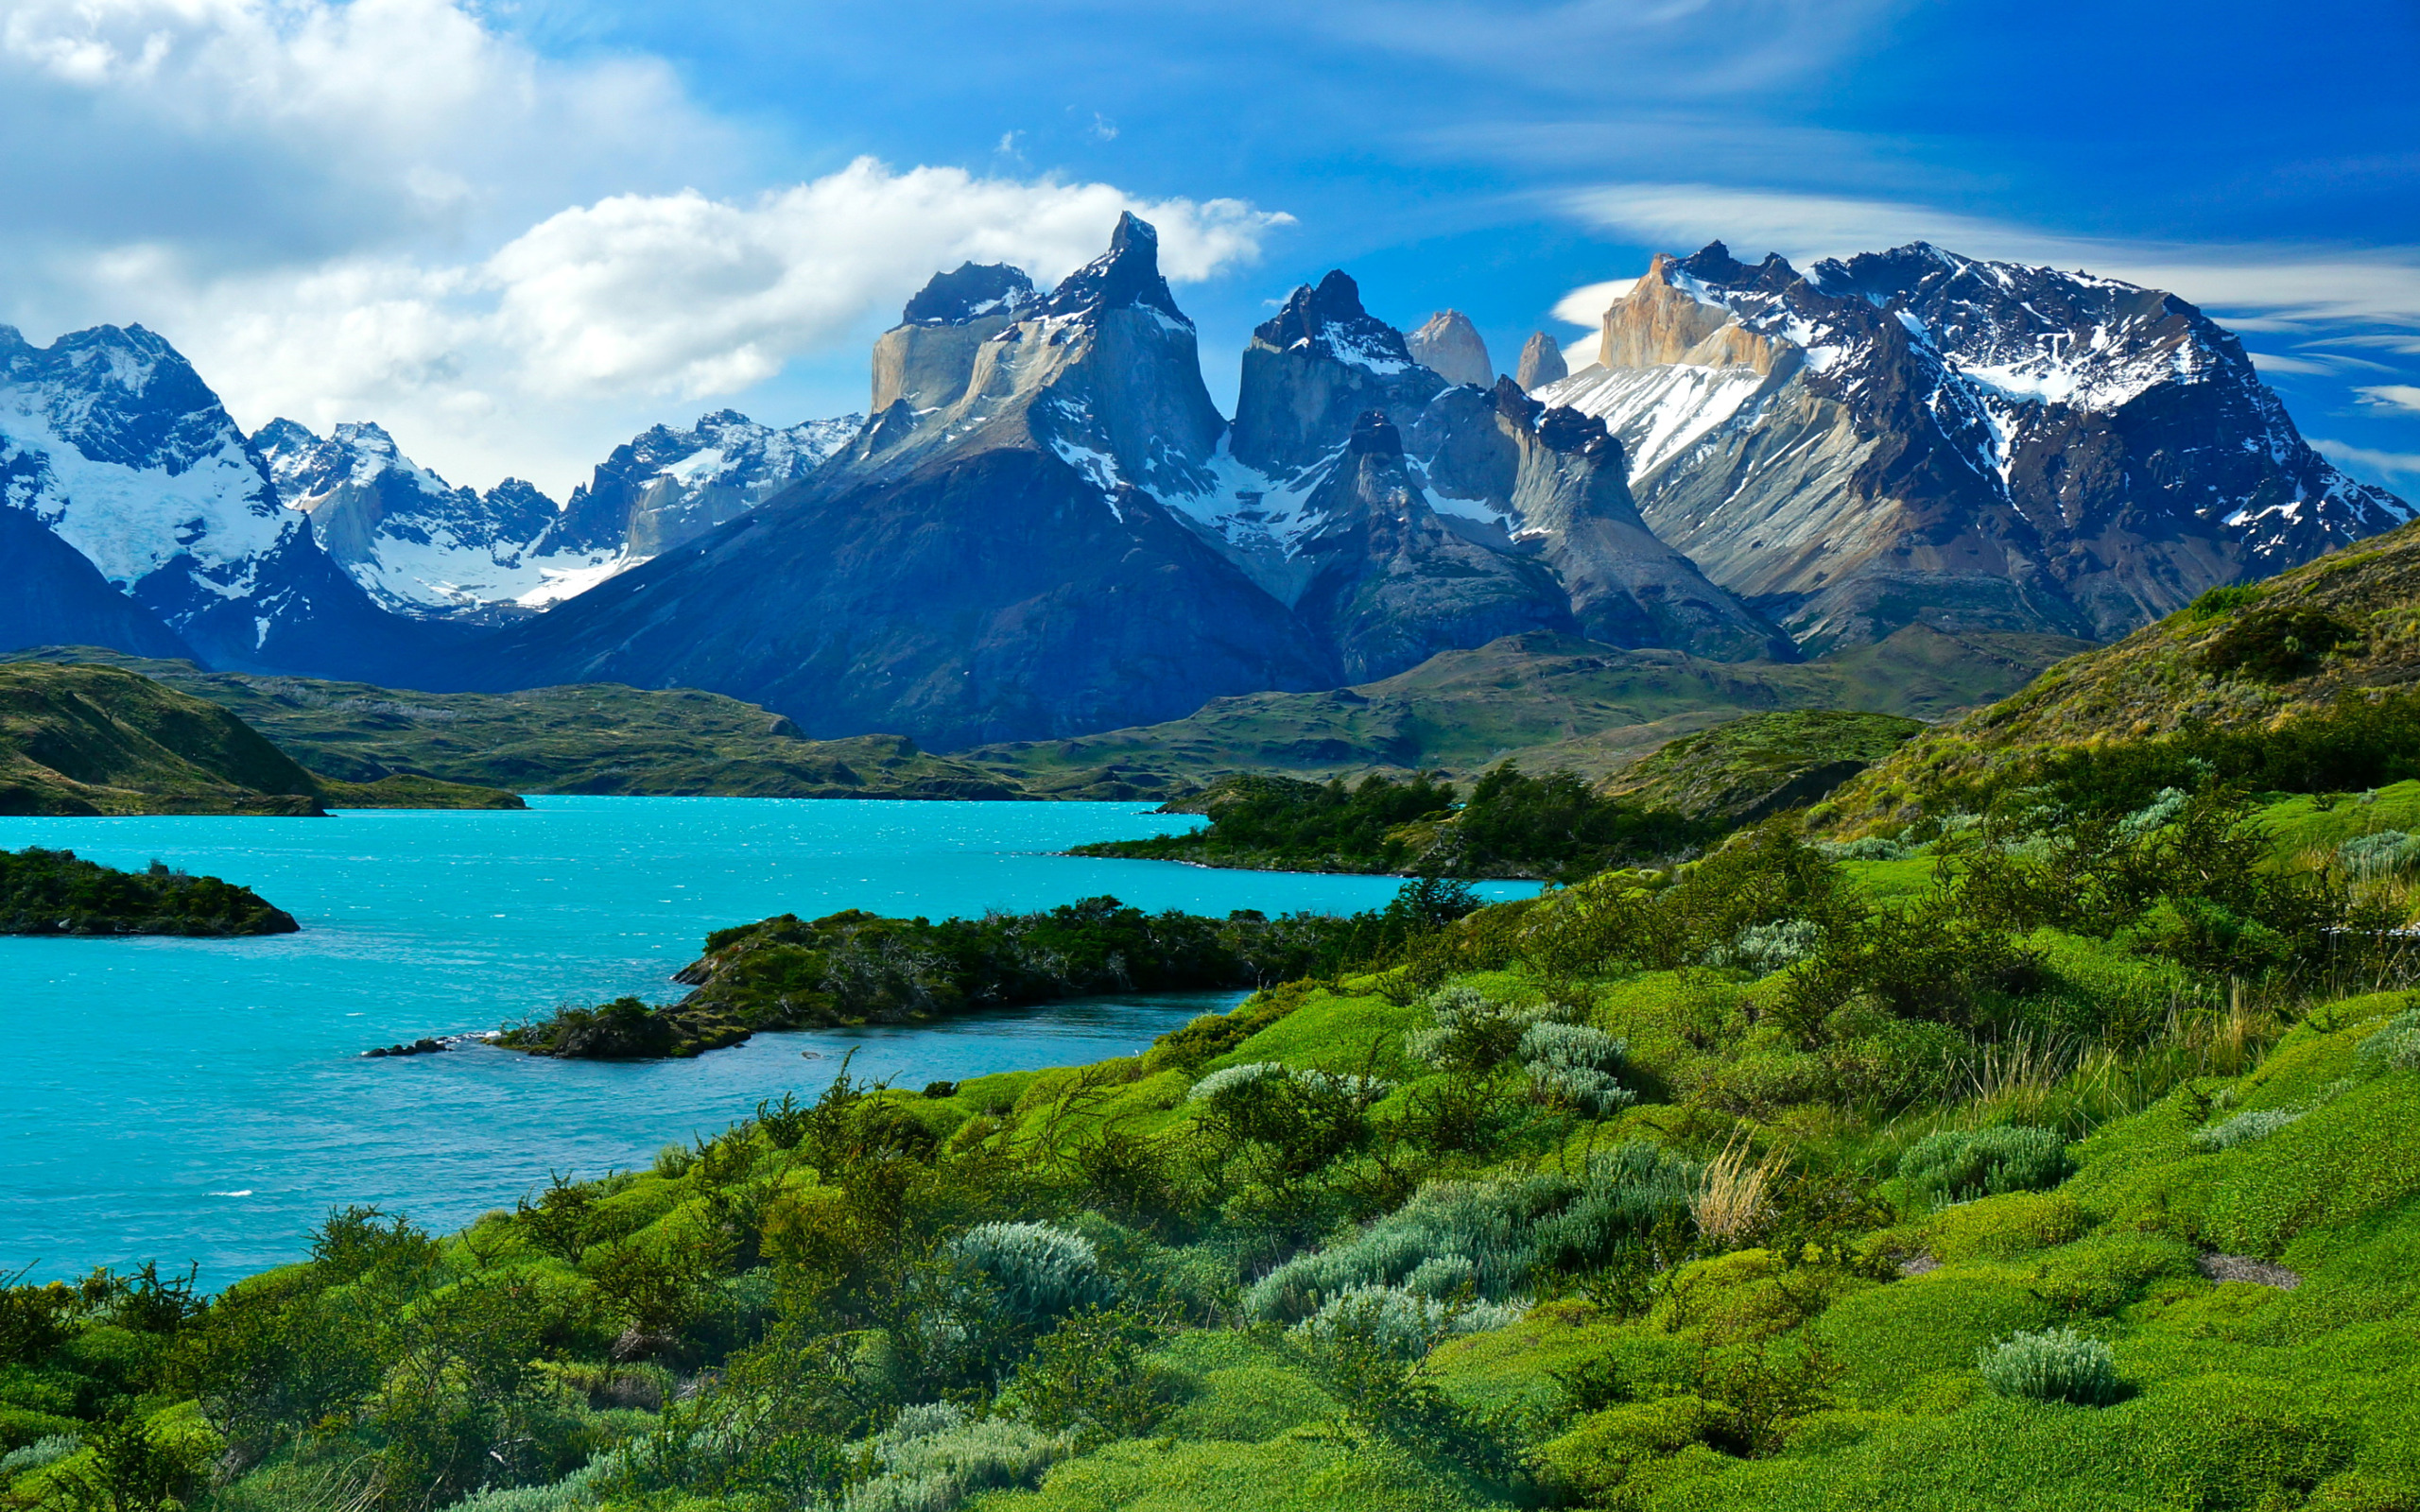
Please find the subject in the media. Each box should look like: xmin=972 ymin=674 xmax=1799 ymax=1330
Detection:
xmin=0 ymin=659 xmax=519 ymax=816
xmin=0 ymin=847 xmax=298 ymax=935
xmin=494 ymin=883 xmax=1486 ymax=1059
xmin=11 ymin=749 xmax=2420 ymax=1510
xmin=1072 ymin=766 xmax=1713 ymax=882
xmin=12 ymin=647 xmax=1038 ymax=801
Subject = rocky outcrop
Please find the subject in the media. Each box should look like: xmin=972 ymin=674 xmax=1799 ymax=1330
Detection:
xmin=1229 ymin=270 xmax=1447 ymax=478
xmin=1407 ymin=311 xmax=1494 ymax=387
xmin=1483 ymin=383 xmax=1792 ymax=660
xmin=457 ymin=217 xmax=1333 ymax=747
xmin=870 ymin=263 xmax=1039 ymax=414
xmin=550 ymin=409 xmax=858 ymax=560
xmin=1292 ymin=412 xmax=1573 ymax=680
xmin=1541 ymin=242 xmax=2411 ymax=650
xmin=1515 ymin=332 xmax=1568 ymax=389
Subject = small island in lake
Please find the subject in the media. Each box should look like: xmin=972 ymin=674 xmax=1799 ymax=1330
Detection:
xmin=494 ymin=884 xmax=1478 ymax=1058
xmin=0 ymin=847 xmax=300 ymax=936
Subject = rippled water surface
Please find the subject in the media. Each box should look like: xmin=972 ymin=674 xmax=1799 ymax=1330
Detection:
xmin=0 ymin=797 xmax=1532 ymax=1282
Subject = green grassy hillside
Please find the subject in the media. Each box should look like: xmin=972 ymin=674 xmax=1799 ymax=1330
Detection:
xmin=10 ymin=648 xmax=1032 ymax=801
xmin=1824 ymin=520 xmax=2420 ymax=834
xmin=1600 ymin=711 xmax=1925 ymax=827
xmin=966 ymin=627 xmax=2085 ymax=796
xmin=9 ymin=766 xmax=2415 ymax=1511
xmin=0 ymin=661 xmax=518 ymax=815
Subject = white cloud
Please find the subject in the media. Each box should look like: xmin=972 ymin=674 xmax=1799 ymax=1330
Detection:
xmin=72 ymin=161 xmax=1291 ymax=493
xmin=1556 ymin=183 xmax=2420 ymax=332
xmin=1551 ymin=279 xmax=1634 ymax=335
xmin=2312 ymin=438 xmax=2420 ymax=485
xmin=2247 ymin=351 xmax=2338 ymax=375
xmin=2359 ymin=385 xmax=2420 ymax=414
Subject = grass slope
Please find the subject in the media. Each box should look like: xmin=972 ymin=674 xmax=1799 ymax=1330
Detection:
xmin=1825 ymin=520 xmax=2420 ymax=831
xmin=11 ymin=648 xmax=1029 ymax=800
xmin=965 ymin=627 xmax=2085 ymax=796
xmin=0 ymin=661 xmax=517 ymax=815
xmin=1601 ymin=711 xmax=1926 ymax=827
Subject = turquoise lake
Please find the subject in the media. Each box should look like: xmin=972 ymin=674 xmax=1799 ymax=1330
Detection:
xmin=1 ymin=798 xmax=1533 ymax=1285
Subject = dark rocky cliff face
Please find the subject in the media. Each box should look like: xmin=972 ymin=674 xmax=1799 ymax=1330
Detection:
xmin=1291 ymin=412 xmax=1573 ymax=680
xmin=0 ymin=508 xmax=193 ymax=660
xmin=1230 ymin=271 xmax=1447 ymax=477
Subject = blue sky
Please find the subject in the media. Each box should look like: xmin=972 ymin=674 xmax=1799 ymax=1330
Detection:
xmin=2 ymin=0 xmax=2413 ymax=497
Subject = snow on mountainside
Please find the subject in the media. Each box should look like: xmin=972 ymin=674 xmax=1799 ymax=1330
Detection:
xmin=553 ymin=409 xmax=861 ymax=561
xmin=0 ymin=322 xmax=418 ymax=674
xmin=1538 ymin=242 xmax=2411 ymax=648
xmin=256 ymin=408 xmax=861 ymax=620
xmin=2 ymin=324 xmax=291 ymax=598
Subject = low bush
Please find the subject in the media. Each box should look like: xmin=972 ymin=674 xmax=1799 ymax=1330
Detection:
xmin=1517 ymin=1022 xmax=1635 ymax=1116
xmin=2191 ymin=1105 xmax=2305 ymax=1150
xmin=949 ymin=1224 xmax=1113 ymax=1328
xmin=1976 ymin=1327 xmax=2120 ymax=1406
xmin=1897 ymin=1126 xmax=2070 ymax=1206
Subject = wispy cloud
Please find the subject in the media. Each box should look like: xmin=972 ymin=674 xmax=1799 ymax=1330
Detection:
xmin=1555 ymin=182 xmax=2420 ymax=332
xmin=2360 ymin=385 xmax=2420 ymax=414
xmin=2312 ymin=438 xmax=2420 ymax=485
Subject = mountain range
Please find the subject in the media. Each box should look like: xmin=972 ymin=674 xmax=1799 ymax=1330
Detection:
xmin=1 ymin=221 xmax=2406 ymax=748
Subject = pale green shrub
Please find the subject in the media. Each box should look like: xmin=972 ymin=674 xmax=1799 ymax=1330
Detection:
xmin=843 ymin=1411 xmax=1072 ymax=1512
xmin=1899 ymin=1125 xmax=2070 ymax=1205
xmin=1814 ymin=837 xmax=1909 ymax=862
xmin=1721 ymin=919 xmax=1822 ymax=976
xmin=2338 ymin=831 xmax=2420 ymax=881
xmin=2118 ymin=787 xmax=2191 ymax=839
xmin=1242 ymin=1143 xmax=1696 ymax=1321
xmin=948 ymin=1222 xmax=1112 ymax=1325
xmin=1290 ymin=1284 xmax=1528 ymax=1360
xmin=444 ymin=1457 xmax=614 ymax=1512
xmin=1978 ymin=1327 xmax=2120 ymax=1405
xmin=1517 ymin=1022 xmax=1634 ymax=1116
xmin=2357 ymin=1010 xmax=2420 ymax=1073
xmin=1404 ymin=985 xmax=1550 ymax=1073
xmin=2192 ymin=1106 xmax=2305 ymax=1151
xmin=0 ymin=1436 xmax=78 ymax=1481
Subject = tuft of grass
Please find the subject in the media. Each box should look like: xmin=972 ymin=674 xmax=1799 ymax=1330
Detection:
xmin=1691 ymin=1140 xmax=1785 ymax=1245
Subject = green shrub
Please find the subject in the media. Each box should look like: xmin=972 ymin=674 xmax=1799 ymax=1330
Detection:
xmin=2356 ymin=1010 xmax=2420 ymax=1073
xmin=1403 ymin=986 xmax=1545 ymax=1074
xmin=0 ymin=1433 xmax=78 ymax=1479
xmin=1291 ymin=1286 xmax=1525 ymax=1360
xmin=948 ymin=1224 xmax=1113 ymax=1328
xmin=1976 ymin=1327 xmax=2119 ymax=1406
xmin=846 ymin=1406 xmax=1071 ymax=1512
xmin=2337 ymin=830 xmax=2420 ymax=881
xmin=1897 ymin=1126 xmax=2070 ymax=1206
xmin=2197 ymin=605 xmax=2360 ymax=681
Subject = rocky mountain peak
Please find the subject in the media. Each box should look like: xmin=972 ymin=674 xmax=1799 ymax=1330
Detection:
xmin=1347 ymin=410 xmax=1405 ymax=456
xmin=1515 ymin=332 xmax=1567 ymax=388
xmin=1406 ymin=310 xmax=1493 ymax=387
xmin=1042 ymin=212 xmax=1185 ymax=323
xmin=901 ymin=263 xmax=1040 ymax=326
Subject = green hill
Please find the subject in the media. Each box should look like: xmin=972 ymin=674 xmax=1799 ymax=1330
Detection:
xmin=10 ymin=649 xmax=1031 ymax=800
xmin=9 ymin=774 xmax=2417 ymax=1510
xmin=0 ymin=661 xmax=518 ymax=816
xmin=966 ymin=627 xmax=2086 ymax=797
xmin=1821 ymin=520 xmax=2420 ymax=834
xmin=1601 ymin=709 xmax=1926 ymax=827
